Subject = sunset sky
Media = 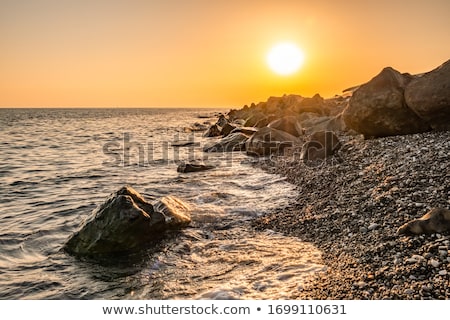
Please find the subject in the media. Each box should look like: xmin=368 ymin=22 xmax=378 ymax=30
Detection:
xmin=1 ymin=0 xmax=449 ymax=108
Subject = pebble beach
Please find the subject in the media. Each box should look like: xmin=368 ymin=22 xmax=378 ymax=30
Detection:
xmin=252 ymin=130 xmax=450 ymax=299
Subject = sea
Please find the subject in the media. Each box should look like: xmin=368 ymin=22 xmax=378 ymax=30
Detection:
xmin=0 ymin=108 xmax=323 ymax=300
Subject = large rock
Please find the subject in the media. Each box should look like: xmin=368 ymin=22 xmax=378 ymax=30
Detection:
xmin=397 ymin=208 xmax=450 ymax=235
xmin=342 ymin=67 xmax=430 ymax=137
xmin=246 ymin=127 xmax=300 ymax=156
xmin=301 ymin=114 xmax=347 ymax=134
xmin=300 ymin=131 xmax=341 ymax=162
xmin=267 ymin=116 xmax=304 ymax=137
xmin=203 ymin=132 xmax=249 ymax=152
xmin=64 ymin=186 xmax=191 ymax=255
xmin=405 ymin=60 xmax=450 ymax=130
xmin=203 ymin=124 xmax=222 ymax=137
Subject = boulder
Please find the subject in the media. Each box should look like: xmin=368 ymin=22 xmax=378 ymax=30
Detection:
xmin=397 ymin=208 xmax=450 ymax=235
xmin=229 ymin=126 xmax=258 ymax=136
xmin=220 ymin=122 xmax=237 ymax=137
xmin=203 ymin=132 xmax=249 ymax=152
xmin=267 ymin=116 xmax=304 ymax=137
xmin=246 ymin=127 xmax=300 ymax=156
xmin=301 ymin=114 xmax=347 ymax=134
xmin=177 ymin=162 xmax=215 ymax=173
xmin=342 ymin=67 xmax=430 ymax=137
xmin=244 ymin=111 xmax=268 ymax=127
xmin=405 ymin=60 xmax=450 ymax=130
xmin=292 ymin=93 xmax=327 ymax=115
xmin=203 ymin=124 xmax=222 ymax=137
xmin=64 ymin=186 xmax=191 ymax=255
xmin=301 ymin=131 xmax=341 ymax=162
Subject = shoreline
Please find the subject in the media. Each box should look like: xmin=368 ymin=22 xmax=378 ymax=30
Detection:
xmin=251 ymin=131 xmax=450 ymax=299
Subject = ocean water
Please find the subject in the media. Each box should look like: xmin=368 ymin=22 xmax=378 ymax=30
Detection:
xmin=0 ymin=108 xmax=323 ymax=300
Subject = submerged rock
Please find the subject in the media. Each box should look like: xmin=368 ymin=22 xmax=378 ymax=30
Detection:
xmin=64 ymin=186 xmax=191 ymax=255
xmin=177 ymin=162 xmax=215 ymax=173
xmin=397 ymin=208 xmax=450 ymax=235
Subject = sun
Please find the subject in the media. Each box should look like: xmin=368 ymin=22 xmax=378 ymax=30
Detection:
xmin=267 ymin=42 xmax=305 ymax=76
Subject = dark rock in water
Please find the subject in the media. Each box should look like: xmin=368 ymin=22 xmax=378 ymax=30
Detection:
xmin=397 ymin=208 xmax=450 ymax=235
xmin=64 ymin=186 xmax=191 ymax=255
xmin=203 ymin=132 xmax=249 ymax=152
xmin=267 ymin=116 xmax=304 ymax=137
xmin=342 ymin=67 xmax=430 ymax=137
xmin=405 ymin=60 xmax=450 ymax=131
xmin=246 ymin=127 xmax=300 ymax=156
xmin=301 ymin=131 xmax=341 ymax=162
xmin=171 ymin=141 xmax=200 ymax=147
xmin=220 ymin=122 xmax=237 ymax=137
xmin=203 ymin=124 xmax=222 ymax=137
xmin=216 ymin=114 xmax=228 ymax=128
xmin=177 ymin=162 xmax=215 ymax=173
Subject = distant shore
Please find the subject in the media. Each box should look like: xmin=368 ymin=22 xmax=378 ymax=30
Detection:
xmin=252 ymin=130 xmax=450 ymax=299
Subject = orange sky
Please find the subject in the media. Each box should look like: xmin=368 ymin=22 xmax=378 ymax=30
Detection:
xmin=1 ymin=0 xmax=449 ymax=108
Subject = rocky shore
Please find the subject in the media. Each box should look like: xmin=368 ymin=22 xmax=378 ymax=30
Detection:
xmin=198 ymin=59 xmax=450 ymax=299
xmin=252 ymin=131 xmax=450 ymax=299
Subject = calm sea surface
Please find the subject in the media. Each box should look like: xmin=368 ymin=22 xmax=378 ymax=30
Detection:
xmin=0 ymin=108 xmax=323 ymax=299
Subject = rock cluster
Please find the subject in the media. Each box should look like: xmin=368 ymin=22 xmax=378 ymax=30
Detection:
xmin=343 ymin=60 xmax=450 ymax=137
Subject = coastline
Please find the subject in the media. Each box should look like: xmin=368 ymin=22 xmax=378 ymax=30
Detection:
xmin=251 ymin=131 xmax=450 ymax=299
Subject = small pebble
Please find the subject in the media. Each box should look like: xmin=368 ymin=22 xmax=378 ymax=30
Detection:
xmin=429 ymin=259 xmax=440 ymax=268
xmin=368 ymin=223 xmax=380 ymax=231
xmin=438 ymin=270 xmax=447 ymax=276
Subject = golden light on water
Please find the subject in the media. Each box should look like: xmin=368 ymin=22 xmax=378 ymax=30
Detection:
xmin=267 ymin=42 xmax=305 ymax=76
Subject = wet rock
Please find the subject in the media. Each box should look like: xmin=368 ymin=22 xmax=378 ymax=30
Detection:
xmin=203 ymin=132 xmax=249 ymax=152
xmin=229 ymin=126 xmax=258 ymax=136
xmin=153 ymin=195 xmax=192 ymax=228
xmin=397 ymin=208 xmax=450 ymax=235
xmin=342 ymin=67 xmax=430 ymax=137
xmin=405 ymin=60 xmax=450 ymax=130
xmin=64 ymin=186 xmax=191 ymax=256
xmin=220 ymin=122 xmax=237 ymax=137
xmin=177 ymin=162 xmax=215 ymax=173
xmin=203 ymin=124 xmax=222 ymax=137
xmin=245 ymin=127 xmax=300 ymax=157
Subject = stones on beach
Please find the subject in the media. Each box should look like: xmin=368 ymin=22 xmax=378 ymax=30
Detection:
xmin=245 ymin=126 xmax=300 ymax=157
xmin=342 ymin=67 xmax=430 ymax=137
xmin=397 ymin=208 xmax=450 ymax=236
xmin=404 ymin=59 xmax=450 ymax=131
xmin=64 ymin=186 xmax=191 ymax=256
xmin=177 ymin=162 xmax=215 ymax=173
xmin=300 ymin=131 xmax=341 ymax=162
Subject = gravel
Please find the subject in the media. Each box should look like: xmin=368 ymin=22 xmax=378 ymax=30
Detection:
xmin=252 ymin=130 xmax=450 ymax=299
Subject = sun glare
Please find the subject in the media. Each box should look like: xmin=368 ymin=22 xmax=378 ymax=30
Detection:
xmin=267 ymin=42 xmax=305 ymax=76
